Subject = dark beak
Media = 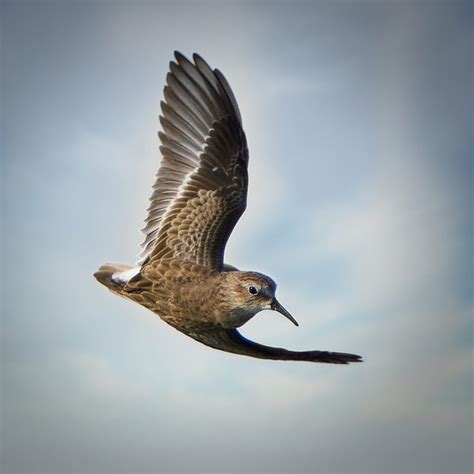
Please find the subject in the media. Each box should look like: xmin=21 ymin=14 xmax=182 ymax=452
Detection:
xmin=271 ymin=299 xmax=299 ymax=326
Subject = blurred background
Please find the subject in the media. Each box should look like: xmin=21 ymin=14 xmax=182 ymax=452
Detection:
xmin=2 ymin=1 xmax=472 ymax=473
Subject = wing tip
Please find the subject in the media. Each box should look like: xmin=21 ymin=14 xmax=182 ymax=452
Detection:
xmin=174 ymin=50 xmax=185 ymax=61
xmin=330 ymin=352 xmax=364 ymax=365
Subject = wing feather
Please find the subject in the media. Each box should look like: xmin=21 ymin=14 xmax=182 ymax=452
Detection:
xmin=138 ymin=52 xmax=248 ymax=269
xmin=185 ymin=327 xmax=363 ymax=364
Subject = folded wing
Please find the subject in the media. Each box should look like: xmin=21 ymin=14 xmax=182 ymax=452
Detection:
xmin=188 ymin=327 xmax=363 ymax=364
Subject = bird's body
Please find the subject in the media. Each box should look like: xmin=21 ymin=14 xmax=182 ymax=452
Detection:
xmin=95 ymin=52 xmax=362 ymax=364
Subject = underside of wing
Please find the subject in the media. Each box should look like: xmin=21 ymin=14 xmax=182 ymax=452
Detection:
xmin=139 ymin=52 xmax=248 ymax=270
xmin=187 ymin=327 xmax=363 ymax=364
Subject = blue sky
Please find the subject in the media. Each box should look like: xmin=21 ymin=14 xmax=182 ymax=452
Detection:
xmin=2 ymin=1 xmax=473 ymax=473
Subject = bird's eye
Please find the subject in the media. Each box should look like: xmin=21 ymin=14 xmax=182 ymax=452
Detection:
xmin=248 ymin=286 xmax=258 ymax=295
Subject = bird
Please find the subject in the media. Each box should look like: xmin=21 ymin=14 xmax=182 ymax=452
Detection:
xmin=94 ymin=51 xmax=362 ymax=364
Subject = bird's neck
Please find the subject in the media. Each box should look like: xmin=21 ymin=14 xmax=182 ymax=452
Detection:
xmin=222 ymin=306 xmax=259 ymax=328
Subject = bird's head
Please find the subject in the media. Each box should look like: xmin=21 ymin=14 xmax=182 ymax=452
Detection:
xmin=221 ymin=271 xmax=298 ymax=328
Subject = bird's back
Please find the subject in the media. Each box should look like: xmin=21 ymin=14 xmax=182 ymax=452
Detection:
xmin=95 ymin=258 xmax=222 ymax=323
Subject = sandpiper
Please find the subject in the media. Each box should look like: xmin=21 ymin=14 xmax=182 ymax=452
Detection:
xmin=95 ymin=52 xmax=362 ymax=364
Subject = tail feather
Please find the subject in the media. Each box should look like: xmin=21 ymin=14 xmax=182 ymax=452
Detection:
xmin=94 ymin=263 xmax=134 ymax=291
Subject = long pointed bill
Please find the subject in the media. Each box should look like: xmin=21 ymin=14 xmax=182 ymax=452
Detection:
xmin=271 ymin=299 xmax=299 ymax=326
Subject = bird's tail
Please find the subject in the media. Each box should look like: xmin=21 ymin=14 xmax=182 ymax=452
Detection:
xmin=93 ymin=263 xmax=139 ymax=292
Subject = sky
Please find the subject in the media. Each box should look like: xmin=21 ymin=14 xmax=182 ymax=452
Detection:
xmin=1 ymin=1 xmax=473 ymax=473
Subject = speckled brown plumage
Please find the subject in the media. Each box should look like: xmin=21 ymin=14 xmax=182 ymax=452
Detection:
xmin=94 ymin=52 xmax=362 ymax=365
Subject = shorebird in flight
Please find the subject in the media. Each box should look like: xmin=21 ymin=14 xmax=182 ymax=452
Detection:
xmin=95 ymin=52 xmax=362 ymax=364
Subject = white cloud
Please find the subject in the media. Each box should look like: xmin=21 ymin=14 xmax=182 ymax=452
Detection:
xmin=313 ymin=157 xmax=467 ymax=311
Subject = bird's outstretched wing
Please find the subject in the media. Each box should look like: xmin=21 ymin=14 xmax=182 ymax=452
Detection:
xmin=187 ymin=327 xmax=363 ymax=364
xmin=139 ymin=52 xmax=248 ymax=270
